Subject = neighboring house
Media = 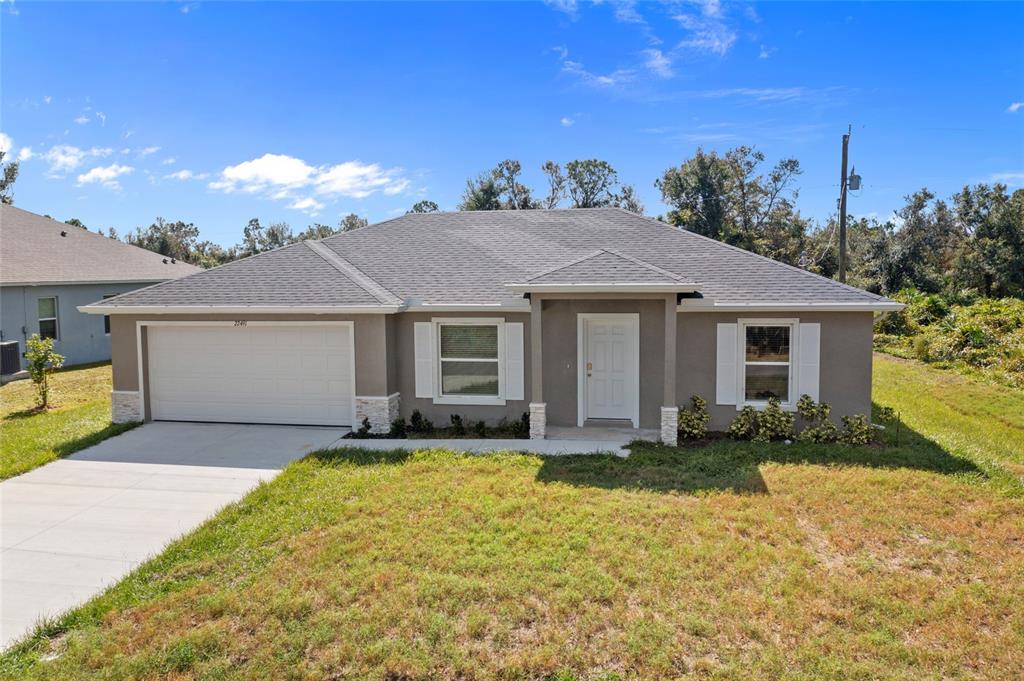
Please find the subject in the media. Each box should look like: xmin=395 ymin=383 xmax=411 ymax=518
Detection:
xmin=82 ymin=208 xmax=901 ymax=445
xmin=0 ymin=205 xmax=201 ymax=374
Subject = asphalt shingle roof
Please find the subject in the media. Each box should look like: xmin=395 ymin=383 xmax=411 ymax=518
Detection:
xmin=101 ymin=241 xmax=384 ymax=307
xmin=524 ymin=249 xmax=691 ymax=284
xmin=91 ymin=208 xmax=895 ymax=308
xmin=0 ymin=205 xmax=201 ymax=285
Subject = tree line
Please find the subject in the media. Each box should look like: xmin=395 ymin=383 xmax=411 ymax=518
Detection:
xmin=4 ymin=146 xmax=1021 ymax=299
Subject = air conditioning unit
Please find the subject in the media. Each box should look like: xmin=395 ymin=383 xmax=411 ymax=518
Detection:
xmin=1 ymin=340 xmax=21 ymax=376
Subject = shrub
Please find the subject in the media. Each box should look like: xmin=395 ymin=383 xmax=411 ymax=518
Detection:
xmin=796 ymin=394 xmax=839 ymax=443
xmin=841 ymin=414 xmax=873 ymax=445
xmin=677 ymin=395 xmax=710 ymax=440
xmin=389 ymin=417 xmax=407 ymax=438
xmin=912 ymin=336 xmax=931 ymax=361
xmin=473 ymin=419 xmax=487 ymax=437
xmin=450 ymin=414 xmax=466 ymax=436
xmin=510 ymin=411 xmax=530 ymax=439
xmin=356 ymin=417 xmax=372 ymax=437
xmin=24 ymin=334 xmax=65 ymax=409
xmin=753 ymin=397 xmax=795 ymax=443
xmin=728 ymin=406 xmax=757 ymax=440
xmin=409 ymin=409 xmax=433 ymax=434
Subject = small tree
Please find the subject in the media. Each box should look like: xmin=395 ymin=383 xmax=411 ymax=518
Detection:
xmin=25 ymin=334 xmax=65 ymax=409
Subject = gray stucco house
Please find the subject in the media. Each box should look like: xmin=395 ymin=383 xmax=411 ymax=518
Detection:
xmin=1 ymin=205 xmax=200 ymax=375
xmin=82 ymin=208 xmax=901 ymax=445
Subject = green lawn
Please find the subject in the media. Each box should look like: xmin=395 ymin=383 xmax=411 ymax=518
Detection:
xmin=2 ymin=355 xmax=1022 ymax=679
xmin=0 ymin=363 xmax=138 ymax=480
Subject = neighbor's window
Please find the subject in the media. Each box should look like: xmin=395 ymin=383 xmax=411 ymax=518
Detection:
xmin=744 ymin=324 xmax=791 ymax=403
xmin=102 ymin=294 xmax=116 ymax=334
xmin=38 ymin=297 xmax=58 ymax=340
xmin=438 ymin=324 xmax=500 ymax=397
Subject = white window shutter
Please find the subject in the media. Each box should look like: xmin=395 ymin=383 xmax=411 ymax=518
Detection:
xmin=504 ymin=322 xmax=525 ymax=400
xmin=716 ymin=323 xmax=738 ymax=405
xmin=414 ymin=322 xmax=435 ymax=398
xmin=798 ymin=323 xmax=821 ymax=401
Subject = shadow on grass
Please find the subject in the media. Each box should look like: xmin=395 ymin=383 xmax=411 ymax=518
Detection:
xmin=52 ymin=421 xmax=141 ymax=457
xmin=307 ymin=405 xmax=984 ymax=496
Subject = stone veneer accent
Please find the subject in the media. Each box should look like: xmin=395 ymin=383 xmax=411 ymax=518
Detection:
xmin=355 ymin=393 xmax=401 ymax=434
xmin=529 ymin=402 xmax=547 ymax=440
xmin=112 ymin=390 xmax=142 ymax=424
xmin=660 ymin=406 xmax=679 ymax=447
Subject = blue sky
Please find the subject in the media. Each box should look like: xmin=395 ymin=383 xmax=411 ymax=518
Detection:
xmin=2 ymin=1 xmax=1022 ymax=246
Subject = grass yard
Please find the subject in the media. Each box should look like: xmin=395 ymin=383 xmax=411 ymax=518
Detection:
xmin=0 ymin=363 xmax=138 ymax=480
xmin=2 ymin=355 xmax=1023 ymax=679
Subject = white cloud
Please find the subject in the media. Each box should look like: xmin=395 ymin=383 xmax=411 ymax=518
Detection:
xmin=209 ymin=153 xmax=411 ymax=206
xmin=288 ymin=196 xmax=325 ymax=214
xmin=1008 ymin=102 xmax=1023 ymax=114
xmin=164 ymin=169 xmax=209 ymax=181
xmin=43 ymin=95 xmax=52 ymax=104
xmin=642 ymin=48 xmax=673 ymax=78
xmin=0 ymin=132 xmax=11 ymax=154
xmin=988 ymin=171 xmax=1024 ymax=186
xmin=560 ymin=116 xmax=575 ymax=127
xmin=674 ymin=12 xmax=736 ymax=56
xmin=137 ymin=145 xmax=161 ymax=157
xmin=74 ymin=115 xmax=90 ymax=125
xmin=161 ymin=157 xmax=177 ymax=165
xmin=759 ymin=44 xmax=776 ymax=59
xmin=96 ymin=111 xmax=106 ymax=126
xmin=18 ymin=146 xmax=33 ymax=161
xmin=695 ymin=87 xmax=810 ymax=102
xmin=180 ymin=2 xmax=199 ymax=14
xmin=544 ymin=0 xmax=578 ymax=19
xmin=76 ymin=163 xmax=134 ymax=189
xmin=40 ymin=144 xmax=114 ymax=175
xmin=560 ymin=52 xmax=635 ymax=88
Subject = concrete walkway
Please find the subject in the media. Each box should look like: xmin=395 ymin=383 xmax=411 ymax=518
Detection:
xmin=0 ymin=422 xmax=347 ymax=649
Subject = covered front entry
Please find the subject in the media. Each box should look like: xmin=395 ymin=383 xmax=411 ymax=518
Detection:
xmin=146 ymin=322 xmax=355 ymax=426
xmin=578 ymin=313 xmax=640 ymax=426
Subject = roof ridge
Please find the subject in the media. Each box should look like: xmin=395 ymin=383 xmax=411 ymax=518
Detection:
xmin=599 ymin=248 xmax=687 ymax=282
xmin=523 ymin=249 xmax=606 ymax=282
xmin=620 ymin=208 xmax=891 ymax=303
xmin=305 ymin=240 xmax=403 ymax=305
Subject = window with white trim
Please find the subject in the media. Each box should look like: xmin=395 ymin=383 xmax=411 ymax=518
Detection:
xmin=437 ymin=323 xmax=501 ymax=398
xmin=38 ymin=297 xmax=58 ymax=340
xmin=742 ymin=322 xmax=794 ymax=405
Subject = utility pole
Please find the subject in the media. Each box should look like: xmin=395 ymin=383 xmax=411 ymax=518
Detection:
xmin=838 ymin=125 xmax=850 ymax=283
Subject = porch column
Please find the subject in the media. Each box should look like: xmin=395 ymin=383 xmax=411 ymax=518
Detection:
xmin=661 ymin=294 xmax=679 ymax=446
xmin=529 ymin=295 xmax=546 ymax=439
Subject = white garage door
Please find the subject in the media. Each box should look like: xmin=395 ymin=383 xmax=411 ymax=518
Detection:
xmin=147 ymin=324 xmax=353 ymax=426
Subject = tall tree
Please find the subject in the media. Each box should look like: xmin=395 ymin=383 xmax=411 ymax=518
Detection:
xmin=889 ymin=189 xmax=963 ymax=293
xmin=657 ymin=146 xmax=802 ymax=248
xmin=238 ymin=218 xmax=295 ymax=256
xmin=125 ymin=218 xmax=201 ymax=263
xmin=64 ymin=217 xmax=88 ymax=230
xmin=409 ymin=200 xmax=439 ymax=213
xmin=492 ymin=159 xmax=536 ymax=209
xmin=459 ymin=173 xmax=503 ymax=211
xmin=950 ymin=184 xmax=1024 ymax=297
xmin=657 ymin=148 xmax=732 ymax=240
xmin=565 ymin=159 xmax=619 ymax=208
xmin=613 ymin=184 xmax=644 ymax=214
xmin=0 ymin=150 xmax=19 ymax=205
xmin=540 ymin=161 xmax=566 ymax=209
xmin=339 ymin=213 xmax=369 ymax=232
xmin=295 ymin=222 xmax=340 ymax=241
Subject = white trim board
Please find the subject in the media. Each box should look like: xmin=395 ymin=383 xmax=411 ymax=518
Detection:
xmin=576 ymin=313 xmax=641 ymax=428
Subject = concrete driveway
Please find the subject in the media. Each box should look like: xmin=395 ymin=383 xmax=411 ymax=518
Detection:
xmin=0 ymin=422 xmax=347 ymax=649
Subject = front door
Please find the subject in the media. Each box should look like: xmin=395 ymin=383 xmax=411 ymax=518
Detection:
xmin=581 ymin=315 xmax=639 ymax=425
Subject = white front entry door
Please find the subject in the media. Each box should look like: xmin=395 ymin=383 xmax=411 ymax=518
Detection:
xmin=147 ymin=323 xmax=354 ymax=427
xmin=581 ymin=315 xmax=639 ymax=424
